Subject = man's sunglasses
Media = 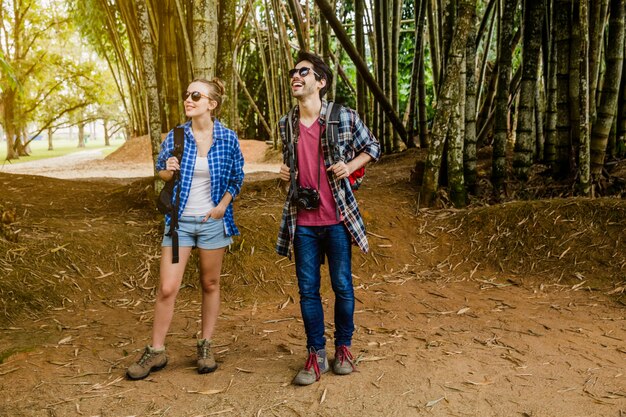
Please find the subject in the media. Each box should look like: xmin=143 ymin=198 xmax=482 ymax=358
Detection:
xmin=182 ymin=91 xmax=210 ymax=102
xmin=288 ymin=67 xmax=321 ymax=79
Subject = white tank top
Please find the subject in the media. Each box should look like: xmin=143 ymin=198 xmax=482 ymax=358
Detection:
xmin=182 ymin=157 xmax=215 ymax=216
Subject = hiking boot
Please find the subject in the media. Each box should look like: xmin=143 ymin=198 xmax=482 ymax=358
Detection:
xmin=197 ymin=339 xmax=218 ymax=374
xmin=293 ymin=347 xmax=329 ymax=386
xmin=332 ymin=345 xmax=356 ymax=375
xmin=126 ymin=346 xmax=167 ymax=380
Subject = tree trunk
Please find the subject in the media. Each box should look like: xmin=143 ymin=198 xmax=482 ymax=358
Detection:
xmin=476 ymin=61 xmax=497 ymax=144
xmin=476 ymin=2 xmax=496 ymax=113
xmin=78 ymin=123 xmax=86 ymax=148
xmin=103 ymin=120 xmax=111 ymax=147
xmin=419 ymin=0 xmax=476 ymax=207
xmin=535 ymin=77 xmax=545 ymax=162
xmin=591 ymin=0 xmax=625 ymax=177
xmin=373 ymin=0 xmax=385 ymax=145
xmin=569 ymin=1 xmax=581 ymax=160
xmin=464 ymin=10 xmax=478 ymax=194
xmin=618 ymin=40 xmax=626 ymax=157
xmin=545 ymin=3 xmax=558 ymax=166
xmin=589 ymin=0 xmax=610 ymax=125
xmin=320 ymin=1 xmax=334 ymax=101
xmin=441 ymin=0 xmax=457 ymax=72
xmin=554 ymin=0 xmax=572 ymax=178
xmin=2 ymin=90 xmax=19 ymax=160
xmin=449 ymin=58 xmax=467 ymax=208
xmin=408 ymin=0 xmax=427 ymax=146
xmin=513 ymin=0 xmax=544 ymax=180
xmin=418 ymin=45 xmax=430 ymax=148
xmin=162 ymin=0 xmax=183 ymax=129
xmin=263 ymin=0 xmax=279 ymax=129
xmin=427 ymin=0 xmax=441 ymax=96
xmin=217 ymin=0 xmax=236 ymax=125
xmin=47 ymin=128 xmax=54 ymax=151
xmin=249 ymin=2 xmax=278 ymax=147
xmin=287 ymin=0 xmax=307 ymax=51
xmin=578 ymin=0 xmax=591 ymax=195
xmin=137 ymin=0 xmax=163 ymax=178
xmin=192 ymin=0 xmax=218 ymax=79
xmin=391 ymin=0 xmax=404 ymax=151
xmin=370 ymin=0 xmax=385 ymax=146
xmin=355 ymin=0 xmax=367 ymax=121
xmin=492 ymin=0 xmax=517 ymax=194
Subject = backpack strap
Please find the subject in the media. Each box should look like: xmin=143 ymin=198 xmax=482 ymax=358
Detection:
xmin=325 ymin=103 xmax=366 ymax=190
xmin=325 ymin=102 xmax=343 ymax=163
xmin=173 ymin=126 xmax=184 ymax=158
xmin=170 ymin=126 xmax=185 ymax=264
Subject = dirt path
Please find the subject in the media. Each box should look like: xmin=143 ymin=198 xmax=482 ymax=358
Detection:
xmin=1 ymin=271 xmax=623 ymax=417
xmin=0 ymin=139 xmax=280 ymax=179
xmin=0 ymin=148 xmax=624 ymax=417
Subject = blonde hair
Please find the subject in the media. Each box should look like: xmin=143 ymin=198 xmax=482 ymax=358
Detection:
xmin=193 ymin=77 xmax=226 ymax=116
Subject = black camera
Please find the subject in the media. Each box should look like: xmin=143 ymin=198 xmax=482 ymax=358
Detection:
xmin=293 ymin=186 xmax=320 ymax=210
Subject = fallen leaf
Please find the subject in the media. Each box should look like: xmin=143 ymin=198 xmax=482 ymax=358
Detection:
xmin=320 ymin=388 xmax=327 ymax=404
xmin=464 ymin=377 xmax=494 ymax=386
xmin=58 ymin=336 xmax=73 ymax=345
xmin=425 ymin=397 xmax=445 ymax=407
xmin=197 ymin=389 xmax=223 ymax=395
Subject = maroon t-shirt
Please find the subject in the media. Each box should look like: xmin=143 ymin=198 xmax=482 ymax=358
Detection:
xmin=296 ymin=120 xmax=340 ymax=226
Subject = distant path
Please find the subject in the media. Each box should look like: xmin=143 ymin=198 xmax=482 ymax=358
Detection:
xmin=0 ymin=149 xmax=106 ymax=172
xmin=0 ymin=140 xmax=280 ymax=179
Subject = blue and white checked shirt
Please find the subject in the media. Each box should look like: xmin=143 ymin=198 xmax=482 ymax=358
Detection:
xmin=276 ymin=100 xmax=381 ymax=258
xmin=156 ymin=120 xmax=245 ymax=237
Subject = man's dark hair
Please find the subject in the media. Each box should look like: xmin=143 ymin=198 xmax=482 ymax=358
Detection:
xmin=295 ymin=51 xmax=333 ymax=99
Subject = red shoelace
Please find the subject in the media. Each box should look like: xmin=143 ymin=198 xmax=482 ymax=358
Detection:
xmin=304 ymin=351 xmax=322 ymax=380
xmin=335 ymin=345 xmax=355 ymax=370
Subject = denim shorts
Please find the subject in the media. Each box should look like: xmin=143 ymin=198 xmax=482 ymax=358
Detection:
xmin=162 ymin=216 xmax=232 ymax=250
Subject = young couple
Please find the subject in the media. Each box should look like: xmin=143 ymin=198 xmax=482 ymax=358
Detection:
xmin=126 ymin=52 xmax=381 ymax=386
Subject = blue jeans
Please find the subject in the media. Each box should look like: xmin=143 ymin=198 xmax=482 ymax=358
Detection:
xmin=293 ymin=223 xmax=354 ymax=351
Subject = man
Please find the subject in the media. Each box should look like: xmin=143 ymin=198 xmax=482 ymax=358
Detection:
xmin=276 ymin=51 xmax=381 ymax=386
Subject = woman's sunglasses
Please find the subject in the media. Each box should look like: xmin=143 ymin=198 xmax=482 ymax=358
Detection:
xmin=182 ymin=91 xmax=210 ymax=102
xmin=288 ymin=67 xmax=321 ymax=79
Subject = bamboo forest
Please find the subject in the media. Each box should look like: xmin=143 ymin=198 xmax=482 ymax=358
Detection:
xmin=0 ymin=1 xmax=625 ymax=416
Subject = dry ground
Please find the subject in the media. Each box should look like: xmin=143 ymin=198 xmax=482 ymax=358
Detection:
xmin=0 ymin=140 xmax=624 ymax=417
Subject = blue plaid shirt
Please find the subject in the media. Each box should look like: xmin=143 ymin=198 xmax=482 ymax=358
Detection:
xmin=276 ymin=100 xmax=381 ymax=258
xmin=156 ymin=120 xmax=245 ymax=236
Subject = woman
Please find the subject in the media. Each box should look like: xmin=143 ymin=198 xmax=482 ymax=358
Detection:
xmin=127 ymin=78 xmax=244 ymax=380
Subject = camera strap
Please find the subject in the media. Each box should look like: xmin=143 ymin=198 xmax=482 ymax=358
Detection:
xmin=316 ymin=129 xmax=322 ymax=191
xmin=287 ymin=108 xmax=298 ymax=202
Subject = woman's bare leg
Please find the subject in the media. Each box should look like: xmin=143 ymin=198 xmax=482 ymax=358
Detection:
xmin=198 ymin=247 xmax=226 ymax=340
xmin=151 ymin=246 xmax=193 ymax=348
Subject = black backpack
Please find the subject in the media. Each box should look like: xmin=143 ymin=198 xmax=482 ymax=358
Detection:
xmin=156 ymin=126 xmax=184 ymax=263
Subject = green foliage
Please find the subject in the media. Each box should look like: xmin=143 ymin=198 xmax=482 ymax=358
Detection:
xmin=0 ymin=51 xmax=20 ymax=91
xmin=237 ymin=38 xmax=270 ymax=140
xmin=335 ymin=49 xmax=357 ymax=109
xmin=0 ymin=0 xmax=124 ymax=150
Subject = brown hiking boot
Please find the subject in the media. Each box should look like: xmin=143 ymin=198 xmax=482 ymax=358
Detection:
xmin=332 ymin=345 xmax=356 ymax=375
xmin=126 ymin=346 xmax=167 ymax=380
xmin=197 ymin=339 xmax=217 ymax=374
xmin=293 ymin=347 xmax=329 ymax=386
